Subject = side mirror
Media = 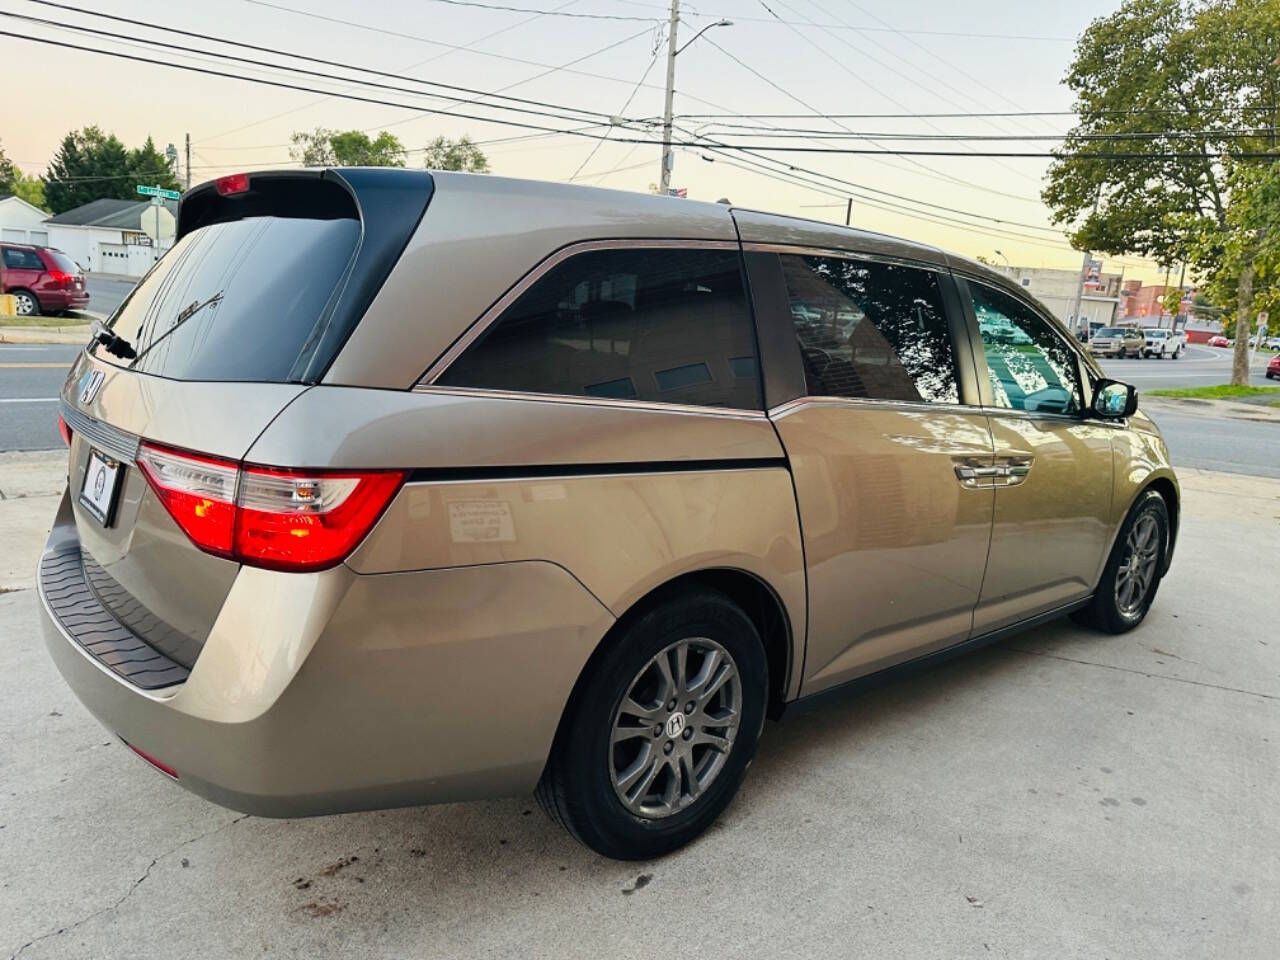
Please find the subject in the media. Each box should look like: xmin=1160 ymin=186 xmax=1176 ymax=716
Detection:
xmin=1091 ymin=379 xmax=1137 ymax=419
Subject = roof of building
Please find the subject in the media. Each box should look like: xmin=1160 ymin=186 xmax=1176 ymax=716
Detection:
xmin=44 ymin=198 xmax=178 ymax=229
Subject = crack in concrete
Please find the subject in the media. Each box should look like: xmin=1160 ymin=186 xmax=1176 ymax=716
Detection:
xmin=7 ymin=814 xmax=250 ymax=959
xmin=1005 ymin=646 xmax=1280 ymax=702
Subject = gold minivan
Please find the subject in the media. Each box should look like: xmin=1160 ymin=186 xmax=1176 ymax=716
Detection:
xmin=39 ymin=170 xmax=1178 ymax=860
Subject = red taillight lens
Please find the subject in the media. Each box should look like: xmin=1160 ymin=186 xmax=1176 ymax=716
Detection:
xmin=214 ymin=173 xmax=250 ymax=196
xmin=57 ymin=414 xmax=72 ymax=447
xmin=47 ymin=269 xmax=74 ymax=288
xmin=234 ymin=466 xmax=405 ymax=571
xmin=136 ymin=441 xmax=404 ymax=572
xmin=136 ymin=443 xmax=239 ymax=556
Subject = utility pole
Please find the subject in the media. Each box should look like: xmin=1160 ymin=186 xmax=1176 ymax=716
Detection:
xmin=1069 ymin=185 xmax=1103 ymax=336
xmin=658 ymin=0 xmax=680 ymax=195
xmin=184 ymin=133 xmax=191 ymax=191
xmin=845 ymin=198 xmax=852 ymax=226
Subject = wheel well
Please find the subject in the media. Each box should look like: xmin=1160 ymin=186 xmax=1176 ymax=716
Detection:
xmin=555 ymin=569 xmax=795 ymax=743
xmin=1144 ymin=476 xmax=1179 ymax=564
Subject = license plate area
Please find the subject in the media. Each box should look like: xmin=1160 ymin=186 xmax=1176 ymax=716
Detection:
xmin=79 ymin=448 xmax=124 ymax=527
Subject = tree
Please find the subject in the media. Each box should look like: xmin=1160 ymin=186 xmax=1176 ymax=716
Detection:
xmin=11 ymin=171 xmax=47 ymax=211
xmin=290 ymin=128 xmax=406 ymax=167
xmin=1042 ymin=0 xmax=1280 ymax=384
xmin=422 ymin=135 xmax=489 ymax=173
xmin=42 ymin=127 xmax=179 ymax=214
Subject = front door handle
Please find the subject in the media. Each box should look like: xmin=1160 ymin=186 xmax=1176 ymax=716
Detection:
xmin=953 ymin=457 xmax=1034 ymax=488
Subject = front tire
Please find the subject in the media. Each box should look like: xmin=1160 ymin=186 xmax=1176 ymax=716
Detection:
xmin=1074 ymin=489 xmax=1169 ymax=634
xmin=537 ymin=589 xmax=768 ymax=860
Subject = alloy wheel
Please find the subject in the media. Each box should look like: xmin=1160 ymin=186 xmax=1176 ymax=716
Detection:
xmin=1115 ymin=513 xmax=1160 ymax=617
xmin=13 ymin=292 xmax=37 ymax=316
xmin=609 ymin=637 xmax=741 ymax=819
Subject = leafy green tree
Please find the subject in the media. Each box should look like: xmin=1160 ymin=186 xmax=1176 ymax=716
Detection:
xmin=127 ymin=135 xmax=180 ymax=192
xmin=422 ymin=135 xmax=489 ymax=173
xmin=0 ymin=140 xmax=17 ymax=194
xmin=290 ymin=128 xmax=406 ymax=167
xmin=1042 ymin=0 xmax=1280 ymax=384
xmin=41 ymin=127 xmax=179 ymax=214
xmin=11 ymin=171 xmax=47 ymax=211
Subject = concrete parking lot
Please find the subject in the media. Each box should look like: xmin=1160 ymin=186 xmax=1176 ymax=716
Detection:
xmin=1 ymin=452 xmax=1277 ymax=959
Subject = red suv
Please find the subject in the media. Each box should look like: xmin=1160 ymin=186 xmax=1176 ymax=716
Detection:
xmin=1 ymin=243 xmax=90 ymax=316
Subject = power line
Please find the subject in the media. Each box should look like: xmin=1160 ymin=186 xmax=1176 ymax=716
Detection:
xmin=567 ymin=37 xmax=664 ymax=181
xmin=8 ymin=29 xmax=1268 ymax=163
xmin=677 ymin=107 xmax=1280 ymax=119
xmin=25 ymin=1 xmax=618 ymax=122
xmin=680 ymin=126 xmax=1280 ymax=141
xmin=201 ymin=0 xmax=590 ymax=141
xmin=419 ymin=0 xmax=659 ymax=21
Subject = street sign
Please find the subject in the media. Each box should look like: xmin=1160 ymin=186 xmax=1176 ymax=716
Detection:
xmin=136 ymin=184 xmax=180 ymax=200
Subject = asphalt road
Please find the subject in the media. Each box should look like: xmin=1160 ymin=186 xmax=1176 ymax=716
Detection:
xmin=2 ymin=464 xmax=1277 ymax=959
xmin=1097 ymin=342 xmax=1275 ymax=389
xmin=0 ymin=344 xmax=79 ymax=452
xmin=83 ymin=275 xmax=137 ymax=318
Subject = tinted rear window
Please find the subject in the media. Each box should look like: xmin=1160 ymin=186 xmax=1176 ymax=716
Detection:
xmin=46 ymin=250 xmax=80 ymax=274
xmin=438 ymin=247 xmax=761 ymax=410
xmin=90 ymin=217 xmax=359 ymax=381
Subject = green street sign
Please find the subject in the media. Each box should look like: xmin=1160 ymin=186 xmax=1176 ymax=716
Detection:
xmin=136 ymin=184 xmax=181 ymax=200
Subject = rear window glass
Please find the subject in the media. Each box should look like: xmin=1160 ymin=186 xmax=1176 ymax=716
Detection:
xmin=1096 ymin=328 xmax=1124 ymax=336
xmin=47 ymin=250 xmax=80 ymax=274
xmin=90 ymin=217 xmax=359 ymax=382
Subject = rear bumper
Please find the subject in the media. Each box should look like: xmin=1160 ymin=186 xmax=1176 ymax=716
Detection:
xmin=37 ymin=288 xmax=89 ymax=310
xmin=39 ymin=491 xmax=615 ymax=816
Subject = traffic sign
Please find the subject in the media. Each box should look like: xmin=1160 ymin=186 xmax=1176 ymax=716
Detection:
xmin=136 ymin=184 xmax=181 ymax=200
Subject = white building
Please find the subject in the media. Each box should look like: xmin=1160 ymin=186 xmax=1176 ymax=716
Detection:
xmin=0 ymin=194 xmax=52 ymax=246
xmin=42 ymin=198 xmax=177 ymax=277
xmin=991 ymin=264 xmax=1123 ymax=331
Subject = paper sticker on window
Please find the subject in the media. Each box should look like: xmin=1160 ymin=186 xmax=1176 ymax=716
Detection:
xmin=448 ymin=500 xmax=516 ymax=543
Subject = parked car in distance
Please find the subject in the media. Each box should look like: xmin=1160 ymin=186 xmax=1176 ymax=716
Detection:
xmin=1208 ymin=334 xmax=1230 ymax=347
xmin=0 ymin=243 xmax=89 ymax=316
xmin=1089 ymin=326 xmax=1145 ymax=358
xmin=1142 ymin=328 xmax=1178 ymax=359
xmin=39 ymin=170 xmax=1180 ymax=860
xmin=1265 ymin=336 xmax=1280 ymax=350
xmin=1267 ymin=354 xmax=1280 ymax=380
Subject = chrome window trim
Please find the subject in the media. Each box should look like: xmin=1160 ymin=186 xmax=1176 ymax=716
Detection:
xmin=767 ymin=395 xmax=984 ymax=420
xmin=419 ymin=238 xmax=742 ymax=386
xmin=741 ymin=241 xmax=946 ymax=274
xmin=412 ymin=384 xmax=769 ymax=421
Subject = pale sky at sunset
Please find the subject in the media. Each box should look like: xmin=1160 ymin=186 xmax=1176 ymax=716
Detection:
xmin=2 ymin=0 xmax=1168 ymax=281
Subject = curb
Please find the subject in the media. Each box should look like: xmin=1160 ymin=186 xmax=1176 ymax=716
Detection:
xmin=0 ymin=326 xmax=91 ymax=345
xmin=1141 ymin=395 xmax=1280 ymax=424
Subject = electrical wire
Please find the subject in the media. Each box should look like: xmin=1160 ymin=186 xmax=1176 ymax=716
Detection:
xmin=418 ymin=0 xmax=659 ymax=21
xmin=567 ymin=34 xmax=663 ymax=181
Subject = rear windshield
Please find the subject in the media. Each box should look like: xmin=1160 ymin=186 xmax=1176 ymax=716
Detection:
xmin=1096 ymin=328 xmax=1125 ymax=337
xmin=1145 ymin=329 xmax=1168 ymax=337
xmin=46 ymin=250 xmax=80 ymax=274
xmin=90 ymin=216 xmax=360 ymax=382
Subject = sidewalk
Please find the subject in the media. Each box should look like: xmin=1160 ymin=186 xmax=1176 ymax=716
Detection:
xmin=1140 ymin=393 xmax=1280 ymax=424
xmin=0 ymin=450 xmax=64 ymax=591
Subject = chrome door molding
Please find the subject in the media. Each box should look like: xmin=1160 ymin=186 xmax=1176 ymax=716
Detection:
xmin=411 ymin=383 xmax=768 ymax=421
xmin=418 ymin=238 xmax=741 ymax=385
xmin=767 ymin=395 xmax=984 ymax=420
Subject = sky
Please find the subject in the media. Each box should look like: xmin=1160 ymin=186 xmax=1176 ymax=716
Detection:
xmin=1 ymin=0 xmax=1169 ymax=281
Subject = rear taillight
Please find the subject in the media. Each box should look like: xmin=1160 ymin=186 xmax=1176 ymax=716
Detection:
xmin=136 ymin=444 xmax=238 ymax=556
xmin=47 ymin=269 xmax=74 ymax=289
xmin=57 ymin=414 xmax=72 ymax=447
xmin=135 ymin=441 xmax=405 ymax=572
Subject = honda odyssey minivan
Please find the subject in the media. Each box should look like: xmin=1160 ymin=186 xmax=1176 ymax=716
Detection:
xmin=39 ymin=169 xmax=1178 ymax=860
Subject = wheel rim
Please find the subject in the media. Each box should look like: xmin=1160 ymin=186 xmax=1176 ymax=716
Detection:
xmin=14 ymin=293 xmax=36 ymax=315
xmin=1115 ymin=513 xmax=1160 ymax=617
xmin=609 ymin=637 xmax=741 ymax=819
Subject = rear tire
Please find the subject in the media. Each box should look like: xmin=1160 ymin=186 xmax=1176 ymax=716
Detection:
xmin=536 ymin=589 xmax=768 ymax=860
xmin=11 ymin=289 xmax=39 ymax=316
xmin=1073 ymin=489 xmax=1169 ymax=634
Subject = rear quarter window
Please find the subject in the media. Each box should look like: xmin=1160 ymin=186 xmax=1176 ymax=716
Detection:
xmin=90 ymin=217 xmax=360 ymax=382
xmin=437 ymin=246 xmax=762 ymax=410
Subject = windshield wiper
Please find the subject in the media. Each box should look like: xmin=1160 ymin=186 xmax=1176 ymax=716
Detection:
xmin=128 ymin=291 xmax=224 ymax=366
xmin=90 ymin=319 xmax=136 ymax=360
